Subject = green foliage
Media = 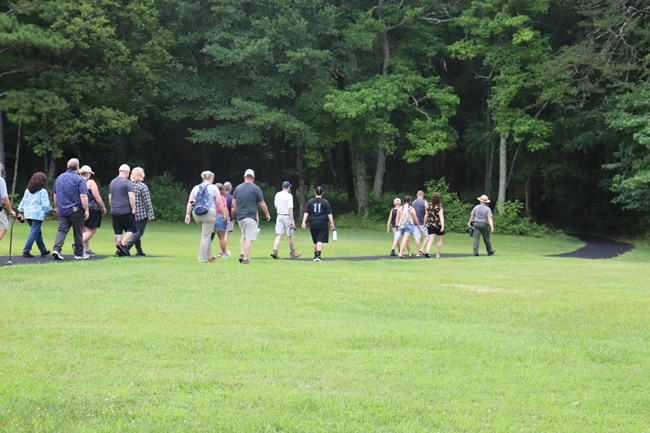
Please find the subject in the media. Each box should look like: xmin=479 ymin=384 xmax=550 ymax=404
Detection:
xmin=148 ymin=172 xmax=187 ymax=222
xmin=493 ymin=200 xmax=554 ymax=236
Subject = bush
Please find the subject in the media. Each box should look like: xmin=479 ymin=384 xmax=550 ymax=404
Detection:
xmin=493 ymin=201 xmax=554 ymax=236
xmin=149 ymin=172 xmax=187 ymax=222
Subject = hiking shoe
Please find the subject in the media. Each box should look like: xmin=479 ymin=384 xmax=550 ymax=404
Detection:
xmin=52 ymin=251 xmax=64 ymax=261
xmin=270 ymin=250 xmax=279 ymax=259
xmin=290 ymin=251 xmax=301 ymax=258
xmin=488 ymin=250 xmax=496 ymax=256
xmin=473 ymin=253 xmax=479 ymax=257
xmin=135 ymin=251 xmax=146 ymax=256
xmin=74 ymin=252 xmax=89 ymax=260
xmin=22 ymin=252 xmax=34 ymax=258
xmin=40 ymin=250 xmax=51 ymax=257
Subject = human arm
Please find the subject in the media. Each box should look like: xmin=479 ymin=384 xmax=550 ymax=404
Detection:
xmin=288 ymin=206 xmax=296 ymax=228
xmin=301 ymin=212 xmax=308 ymax=229
xmin=88 ymin=180 xmax=107 ymax=215
xmin=259 ymin=200 xmax=271 ymax=221
xmin=411 ymin=208 xmax=420 ymax=227
xmin=216 ymin=190 xmax=229 ymax=220
xmin=231 ymin=199 xmax=237 ymax=221
xmin=387 ymin=210 xmax=393 ymax=233
xmin=128 ymin=191 xmax=136 ymax=214
xmin=488 ymin=215 xmax=494 ymax=233
xmin=328 ymin=213 xmax=335 ymax=231
xmin=185 ymin=190 xmax=195 ymax=224
xmin=439 ymin=208 xmax=445 ymax=233
xmin=2 ymin=197 xmax=16 ymax=218
xmin=80 ymin=194 xmax=89 ymax=220
xmin=142 ymin=184 xmax=154 ymax=220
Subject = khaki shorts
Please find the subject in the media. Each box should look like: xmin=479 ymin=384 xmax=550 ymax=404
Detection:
xmin=275 ymin=215 xmax=294 ymax=236
xmin=0 ymin=210 xmax=8 ymax=230
xmin=238 ymin=217 xmax=259 ymax=241
xmin=413 ymin=224 xmax=429 ymax=241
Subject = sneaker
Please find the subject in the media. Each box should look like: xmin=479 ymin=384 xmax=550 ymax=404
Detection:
xmin=488 ymin=250 xmax=496 ymax=256
xmin=313 ymin=256 xmax=322 ymax=262
xmin=241 ymin=258 xmax=250 ymax=265
xmin=290 ymin=250 xmax=301 ymax=258
xmin=224 ymin=250 xmax=231 ymax=258
xmin=473 ymin=253 xmax=479 ymax=257
xmin=115 ymin=248 xmax=125 ymax=257
xmin=41 ymin=250 xmax=51 ymax=257
xmin=52 ymin=251 xmax=64 ymax=261
xmin=74 ymin=252 xmax=89 ymax=260
xmin=390 ymin=250 xmax=397 ymax=257
xmin=85 ymin=250 xmax=96 ymax=257
xmin=270 ymin=250 xmax=279 ymax=259
xmin=423 ymin=253 xmax=430 ymax=258
xmin=117 ymin=244 xmax=130 ymax=256
xmin=22 ymin=252 xmax=34 ymax=258
xmin=135 ymin=251 xmax=146 ymax=256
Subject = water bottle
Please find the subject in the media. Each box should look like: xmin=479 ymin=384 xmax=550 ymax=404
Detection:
xmin=332 ymin=230 xmax=338 ymax=241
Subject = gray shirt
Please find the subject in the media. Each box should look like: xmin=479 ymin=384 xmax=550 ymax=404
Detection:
xmin=412 ymin=199 xmax=426 ymax=224
xmin=109 ymin=176 xmax=134 ymax=215
xmin=471 ymin=203 xmax=493 ymax=222
xmin=0 ymin=177 xmax=7 ymax=200
xmin=233 ymin=182 xmax=264 ymax=220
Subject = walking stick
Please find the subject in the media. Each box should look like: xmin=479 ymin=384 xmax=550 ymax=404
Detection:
xmin=6 ymin=216 xmax=15 ymax=265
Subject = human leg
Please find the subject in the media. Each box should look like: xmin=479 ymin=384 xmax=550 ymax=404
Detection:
xmin=69 ymin=208 xmax=86 ymax=256
xmin=216 ymin=230 xmax=227 ymax=255
xmin=83 ymin=227 xmax=97 ymax=251
xmin=53 ymin=214 xmax=72 ymax=253
xmin=23 ymin=219 xmax=42 ymax=254
xmin=436 ymin=235 xmax=443 ymax=258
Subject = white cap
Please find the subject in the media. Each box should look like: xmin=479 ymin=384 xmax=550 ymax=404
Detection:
xmin=244 ymin=168 xmax=255 ymax=178
xmin=119 ymin=164 xmax=131 ymax=172
xmin=79 ymin=165 xmax=94 ymax=174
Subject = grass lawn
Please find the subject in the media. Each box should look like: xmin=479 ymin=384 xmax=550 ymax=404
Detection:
xmin=1 ymin=221 xmax=649 ymax=432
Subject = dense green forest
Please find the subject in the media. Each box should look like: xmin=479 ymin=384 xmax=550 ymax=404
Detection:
xmin=0 ymin=0 xmax=648 ymax=234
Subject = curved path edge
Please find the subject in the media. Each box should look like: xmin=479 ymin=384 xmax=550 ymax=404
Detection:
xmin=546 ymin=234 xmax=634 ymax=259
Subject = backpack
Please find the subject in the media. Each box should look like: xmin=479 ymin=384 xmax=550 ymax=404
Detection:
xmin=193 ymin=184 xmax=211 ymax=215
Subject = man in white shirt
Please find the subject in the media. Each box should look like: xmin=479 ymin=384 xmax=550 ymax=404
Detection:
xmin=271 ymin=181 xmax=301 ymax=259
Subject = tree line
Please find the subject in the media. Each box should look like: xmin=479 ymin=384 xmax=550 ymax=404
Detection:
xmin=0 ymin=0 xmax=648 ymax=234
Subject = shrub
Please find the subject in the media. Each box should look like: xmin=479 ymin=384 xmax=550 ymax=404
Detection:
xmin=149 ymin=172 xmax=187 ymax=222
xmin=493 ymin=201 xmax=554 ymax=236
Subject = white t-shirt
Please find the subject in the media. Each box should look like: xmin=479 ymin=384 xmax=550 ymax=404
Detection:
xmin=274 ymin=190 xmax=293 ymax=215
xmin=191 ymin=183 xmax=220 ymax=212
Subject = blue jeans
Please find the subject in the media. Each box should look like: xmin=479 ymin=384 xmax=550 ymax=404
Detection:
xmin=23 ymin=219 xmax=48 ymax=254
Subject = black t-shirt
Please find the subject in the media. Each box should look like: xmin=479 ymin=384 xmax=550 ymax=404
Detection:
xmin=305 ymin=197 xmax=332 ymax=228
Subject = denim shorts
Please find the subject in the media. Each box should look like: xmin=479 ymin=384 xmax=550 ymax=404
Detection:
xmin=214 ymin=213 xmax=227 ymax=231
xmin=400 ymin=223 xmax=414 ymax=235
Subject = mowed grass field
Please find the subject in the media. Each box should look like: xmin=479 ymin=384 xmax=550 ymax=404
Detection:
xmin=1 ymin=221 xmax=649 ymax=432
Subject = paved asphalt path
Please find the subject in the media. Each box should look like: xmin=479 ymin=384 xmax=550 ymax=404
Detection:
xmin=0 ymin=234 xmax=635 ymax=266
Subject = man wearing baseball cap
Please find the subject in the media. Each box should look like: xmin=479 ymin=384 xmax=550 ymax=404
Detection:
xmin=108 ymin=164 xmax=136 ymax=256
xmin=270 ymin=180 xmax=301 ymax=259
xmin=0 ymin=162 xmax=17 ymax=242
xmin=231 ymin=169 xmax=271 ymax=264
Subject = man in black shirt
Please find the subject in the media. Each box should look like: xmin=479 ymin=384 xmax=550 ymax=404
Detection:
xmin=301 ymin=186 xmax=335 ymax=262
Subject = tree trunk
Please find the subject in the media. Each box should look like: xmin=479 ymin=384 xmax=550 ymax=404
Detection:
xmin=351 ymin=142 xmax=369 ymax=217
xmin=525 ymin=176 xmax=531 ymax=216
xmin=341 ymin=141 xmax=355 ymax=201
xmin=47 ymin=152 xmax=57 ymax=180
xmin=296 ymin=144 xmax=306 ymax=214
xmin=11 ymin=122 xmax=21 ymax=196
xmin=497 ymin=134 xmax=507 ymax=212
xmin=372 ymin=143 xmax=386 ymax=197
xmin=485 ymin=141 xmax=494 ymax=196
xmin=0 ymin=109 xmax=5 ymax=167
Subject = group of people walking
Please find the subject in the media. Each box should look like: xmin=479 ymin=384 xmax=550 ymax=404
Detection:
xmin=387 ymin=191 xmax=495 ymax=258
xmin=1 ymin=158 xmax=155 ymax=260
xmin=186 ymin=169 xmax=336 ymax=264
xmin=2 ymin=160 xmax=496 ymax=262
